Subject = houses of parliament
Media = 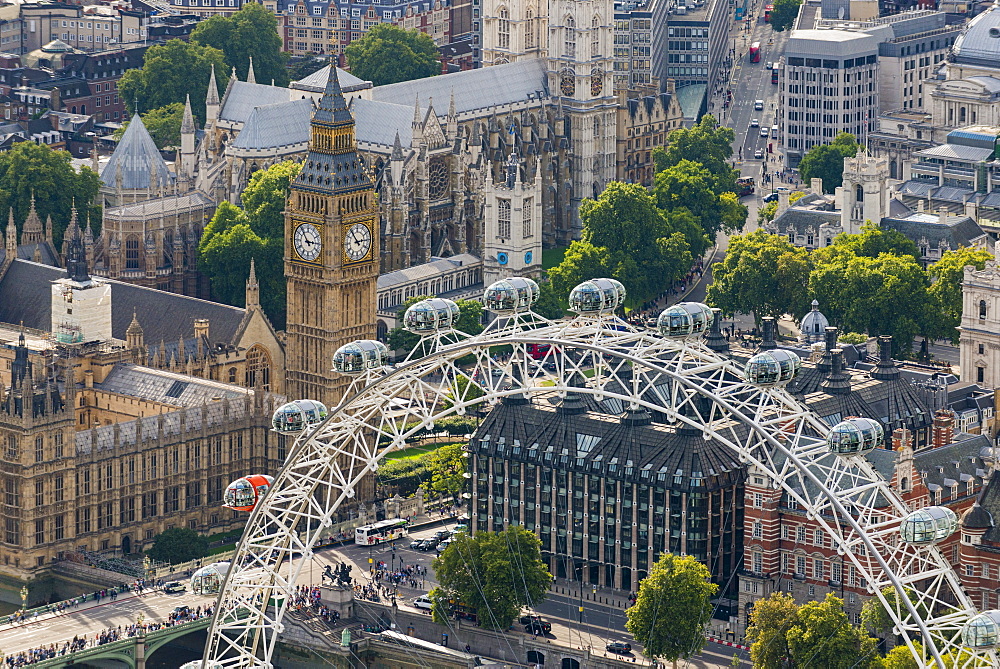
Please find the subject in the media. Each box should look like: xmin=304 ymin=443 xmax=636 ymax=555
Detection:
xmin=0 ymin=65 xmax=375 ymax=590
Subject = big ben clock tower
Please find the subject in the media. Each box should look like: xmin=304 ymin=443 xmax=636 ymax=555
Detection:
xmin=285 ymin=66 xmax=378 ymax=407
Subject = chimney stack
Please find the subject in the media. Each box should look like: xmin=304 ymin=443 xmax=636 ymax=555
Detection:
xmin=820 ymin=348 xmax=851 ymax=395
xmin=817 ymin=326 xmax=839 ymax=373
xmin=871 ymin=335 xmax=899 ymax=381
xmin=705 ymin=308 xmax=729 ymax=354
xmin=932 ymin=409 xmax=955 ymax=449
xmin=777 ymin=190 xmax=791 ymax=216
xmin=892 ymin=427 xmax=912 ymax=451
xmin=810 ymin=178 xmax=823 ymax=194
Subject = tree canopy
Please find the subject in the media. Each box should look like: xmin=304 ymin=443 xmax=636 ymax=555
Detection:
xmin=345 ymin=24 xmax=440 ymax=86
xmin=653 ymin=115 xmax=739 ymax=196
xmin=118 ymin=39 xmax=227 ymax=125
xmin=747 ymin=591 xmax=798 ymax=669
xmin=861 ymin=586 xmax=928 ymax=639
xmin=196 ymin=162 xmax=298 ymax=328
xmin=0 ymin=141 xmax=101 ymax=246
xmin=653 ymin=159 xmax=746 ymax=240
xmin=547 ymin=182 xmax=696 ymax=310
xmin=770 ymin=0 xmax=802 ymax=31
xmin=191 ymin=3 xmax=289 ymax=87
xmin=431 ymin=525 xmax=552 ymax=629
xmin=113 ymin=103 xmax=185 ymax=150
xmin=786 ymin=594 xmax=880 ymax=668
xmin=798 ymin=133 xmax=860 ymax=193
xmin=625 ymin=553 xmax=717 ymax=663
xmin=147 ymin=527 xmax=210 ymax=564
xmin=706 ymin=229 xmax=812 ymax=323
xmin=927 ymin=246 xmax=993 ymax=343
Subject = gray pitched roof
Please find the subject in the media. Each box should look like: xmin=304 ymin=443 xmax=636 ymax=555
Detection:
xmin=100 ymin=114 xmax=173 ymax=190
xmin=352 ymin=99 xmax=419 ymax=147
xmin=293 ymin=65 xmax=369 ymax=94
xmin=219 ymin=81 xmax=293 ymax=124
xmin=377 ymin=254 xmax=480 ymax=290
xmin=771 ymin=208 xmax=841 ymax=234
xmin=371 ymin=59 xmax=548 ymax=115
xmin=232 ymin=98 xmax=313 ymax=150
xmin=916 ymin=143 xmax=994 ymax=162
xmin=0 ymin=259 xmax=247 ymax=347
xmin=105 ymin=191 xmax=214 ymax=220
xmin=95 ymin=363 xmax=250 ymax=407
xmin=882 ymin=213 xmax=988 ymax=248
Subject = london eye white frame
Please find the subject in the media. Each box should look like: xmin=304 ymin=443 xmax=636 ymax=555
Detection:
xmin=203 ymin=310 xmax=994 ymax=668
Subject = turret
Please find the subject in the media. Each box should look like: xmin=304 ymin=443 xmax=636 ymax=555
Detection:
xmin=411 ymin=95 xmax=423 ymax=146
xmin=180 ymin=94 xmax=196 ymax=180
xmin=4 ymin=208 xmax=15 ymax=255
xmin=20 ymin=192 xmax=43 ymax=245
xmin=246 ymin=257 xmax=260 ymax=309
xmin=247 ymin=56 xmax=256 ymax=84
xmin=206 ymin=64 xmax=220 ymax=128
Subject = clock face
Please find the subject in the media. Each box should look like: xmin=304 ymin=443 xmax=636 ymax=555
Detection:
xmin=293 ymin=222 xmax=322 ymax=262
xmin=344 ymin=222 xmax=372 ymax=262
xmin=524 ymin=251 xmax=533 ymax=265
xmin=590 ymin=67 xmax=604 ymax=97
xmin=498 ymin=252 xmax=509 ymax=265
xmin=560 ymin=71 xmax=576 ymax=97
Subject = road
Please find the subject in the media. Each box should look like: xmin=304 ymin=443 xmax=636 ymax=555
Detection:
xmin=320 ymin=523 xmax=751 ymax=667
xmin=0 ymin=589 xmax=216 ymax=657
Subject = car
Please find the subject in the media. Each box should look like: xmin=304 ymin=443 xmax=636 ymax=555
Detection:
xmin=754 ymin=99 xmax=765 ymax=110
xmin=409 ymin=538 xmax=424 ymax=549
xmin=775 ymin=185 xmax=791 ymax=193
xmin=163 ymin=581 xmax=185 ymax=594
xmin=606 ymin=641 xmax=632 ymax=654
xmin=173 ymin=605 xmax=191 ymax=616
xmin=414 ymin=595 xmax=434 ymax=610
xmin=760 ymin=127 xmax=769 ymax=137
xmin=749 ymin=118 xmax=760 ymax=127
xmin=436 ymin=539 xmax=452 ymax=553
xmin=434 ymin=529 xmax=452 ymax=540
xmin=754 ymin=149 xmax=764 ymax=159
xmin=418 ymin=538 xmax=439 ymax=550
xmin=765 ymin=61 xmax=772 ymax=70
xmin=523 ymin=617 xmax=552 ymax=634
xmin=762 ymin=192 xmax=779 ymax=203
xmin=453 ymin=523 xmax=469 ymax=533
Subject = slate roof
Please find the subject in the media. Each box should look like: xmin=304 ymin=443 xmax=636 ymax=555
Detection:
xmin=232 ymin=98 xmax=313 ymax=150
xmin=881 ymin=213 xmax=988 ymax=248
xmin=105 ymin=192 xmax=215 ymax=220
xmin=898 ymin=180 xmax=935 ymax=197
xmin=95 ymin=363 xmax=250 ymax=407
xmin=771 ymin=208 xmax=841 ymax=233
xmin=293 ymin=65 xmax=369 ymax=93
xmin=953 ymin=3 xmax=1000 ymax=68
xmin=219 ymin=81 xmax=293 ymax=125
xmin=471 ymin=396 xmax=747 ymax=492
xmin=916 ymin=433 xmax=992 ymax=494
xmin=100 ymin=114 xmax=173 ymax=191
xmin=352 ymin=99 xmax=419 ymax=147
xmin=371 ymin=60 xmax=549 ymax=115
xmin=915 ymin=143 xmax=994 ymax=162
xmin=377 ymin=254 xmax=480 ymax=290
xmin=0 ymin=259 xmax=247 ymax=347
xmin=975 ymin=471 xmax=1000 ymax=541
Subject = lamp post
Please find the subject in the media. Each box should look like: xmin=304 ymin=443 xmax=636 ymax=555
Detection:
xmin=143 ymin=555 xmax=151 ymax=581
xmin=19 ymin=586 xmax=26 ymax=612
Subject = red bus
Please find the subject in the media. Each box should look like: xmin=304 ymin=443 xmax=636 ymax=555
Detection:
xmin=736 ymin=177 xmax=755 ymax=196
xmin=764 ymin=3 xmax=773 ymax=21
xmin=526 ymin=343 xmax=553 ymax=360
xmin=771 ymin=64 xmax=779 ymax=84
xmin=749 ymin=42 xmax=761 ymax=62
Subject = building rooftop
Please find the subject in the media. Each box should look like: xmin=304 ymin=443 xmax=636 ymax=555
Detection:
xmin=377 ymin=254 xmax=481 ymax=291
xmin=94 ymin=363 xmax=250 ymax=407
xmin=231 ymin=98 xmax=313 ymax=151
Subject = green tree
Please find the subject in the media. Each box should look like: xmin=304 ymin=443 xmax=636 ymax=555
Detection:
xmin=345 ymin=24 xmax=440 ymax=86
xmin=757 ymin=190 xmax=806 ymax=227
xmin=770 ymin=0 xmax=802 ymax=31
xmin=533 ymin=277 xmax=568 ymax=319
xmin=191 ymin=3 xmax=289 ymax=87
xmin=0 ymin=142 xmax=101 ymax=246
xmin=798 ymin=132 xmax=860 ymax=193
xmin=861 ymin=586 xmax=928 ymax=639
xmin=746 ymin=591 xmax=798 ymax=669
xmin=706 ymin=229 xmax=812 ymax=323
xmin=547 ymin=182 xmax=695 ymax=309
xmin=386 ymin=295 xmax=484 ymax=355
xmin=113 ymin=103 xmax=185 ymax=149
xmin=819 ymin=221 xmax=919 ymax=261
xmin=785 ymin=594 xmax=880 ymax=668
xmin=927 ymin=246 xmax=993 ymax=343
xmin=118 ymin=39 xmax=227 ymax=125
xmin=288 ymin=55 xmax=330 ymax=82
xmin=881 ymin=643 xmax=922 ymax=669
xmin=147 ymin=527 xmax=210 ymax=564
xmin=654 ymin=159 xmax=747 ymax=239
xmin=240 ymin=161 xmax=302 ymax=239
xmin=839 ymin=332 xmax=868 ymax=345
xmin=809 ymin=250 xmax=932 ymax=353
xmin=422 ymin=442 xmax=468 ymax=498
xmin=432 ymin=525 xmax=552 ymax=629
xmin=625 ymin=553 xmax=717 ymax=666
xmin=653 ymin=114 xmax=738 ymax=195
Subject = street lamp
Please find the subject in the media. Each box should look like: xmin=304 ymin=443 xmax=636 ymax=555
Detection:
xmin=19 ymin=586 xmax=27 ymax=612
xmin=143 ymin=555 xmax=151 ymax=580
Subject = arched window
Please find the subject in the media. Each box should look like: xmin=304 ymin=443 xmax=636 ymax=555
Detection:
xmin=228 ymin=367 xmax=237 ymax=384
xmin=855 ymin=184 xmax=863 ymax=205
xmin=960 ymin=106 xmax=967 ymax=123
xmin=980 ymin=300 xmax=988 ymax=320
xmin=901 ymin=477 xmax=909 ymax=492
xmin=564 ymin=15 xmax=575 ymax=57
xmin=125 ymin=235 xmax=140 ymax=270
xmin=498 ymin=7 xmax=510 ymax=49
xmin=245 ymin=344 xmax=272 ymax=391
xmin=525 ymin=9 xmax=535 ymax=48
xmin=591 ymin=15 xmax=599 ymax=57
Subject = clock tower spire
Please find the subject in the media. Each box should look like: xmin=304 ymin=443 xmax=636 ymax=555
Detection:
xmin=285 ymin=66 xmax=379 ymax=407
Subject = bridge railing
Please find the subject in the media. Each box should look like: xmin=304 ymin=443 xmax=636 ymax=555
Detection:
xmin=12 ymin=615 xmax=212 ymax=668
xmin=0 ymin=583 xmax=137 ymax=629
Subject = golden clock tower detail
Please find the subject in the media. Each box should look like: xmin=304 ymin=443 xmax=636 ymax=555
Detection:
xmin=285 ymin=66 xmax=378 ymax=407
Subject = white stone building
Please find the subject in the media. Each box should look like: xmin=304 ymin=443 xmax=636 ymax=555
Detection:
xmin=961 ymin=262 xmax=1000 ymax=389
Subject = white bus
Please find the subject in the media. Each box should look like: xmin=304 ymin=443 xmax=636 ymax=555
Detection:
xmin=355 ymin=518 xmax=410 ymax=545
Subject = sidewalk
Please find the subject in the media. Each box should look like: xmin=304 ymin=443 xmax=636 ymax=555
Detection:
xmin=0 ymin=589 xmax=142 ymax=634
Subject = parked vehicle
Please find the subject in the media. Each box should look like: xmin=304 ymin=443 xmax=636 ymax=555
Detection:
xmin=414 ymin=595 xmax=433 ymax=610
xmin=606 ymin=641 xmax=632 ymax=654
xmin=164 ymin=582 xmax=185 ymax=594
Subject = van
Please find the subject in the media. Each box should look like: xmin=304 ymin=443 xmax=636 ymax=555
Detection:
xmin=771 ymin=125 xmax=779 ymax=138
xmin=754 ymin=99 xmax=764 ymax=110
xmin=414 ymin=595 xmax=433 ymax=610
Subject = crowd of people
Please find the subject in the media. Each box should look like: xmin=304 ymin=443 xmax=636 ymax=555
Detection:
xmin=290 ymin=584 xmax=340 ymax=625
xmin=2 ymin=606 xmax=214 ymax=666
